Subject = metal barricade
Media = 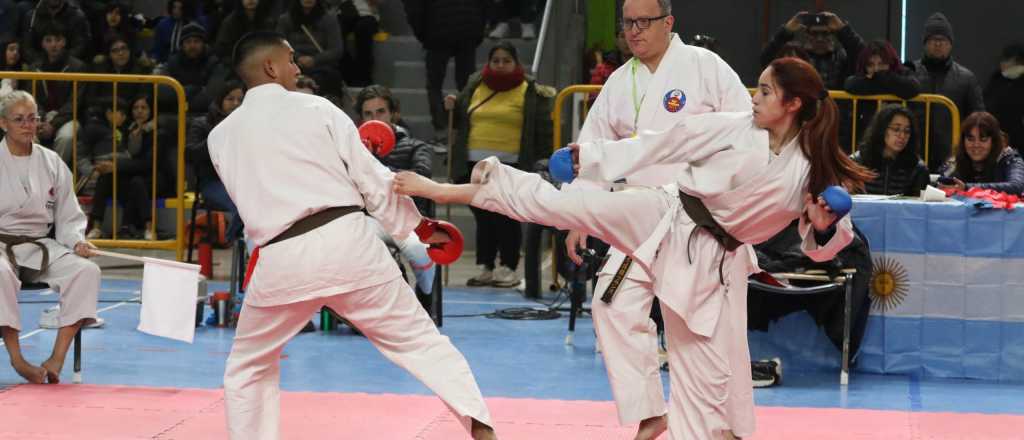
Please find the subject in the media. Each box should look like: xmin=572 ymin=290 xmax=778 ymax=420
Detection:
xmin=0 ymin=71 xmax=188 ymax=261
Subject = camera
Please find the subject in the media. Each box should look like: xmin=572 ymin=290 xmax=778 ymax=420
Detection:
xmin=801 ymin=13 xmax=827 ymax=28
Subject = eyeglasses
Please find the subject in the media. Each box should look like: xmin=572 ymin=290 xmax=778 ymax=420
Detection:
xmin=5 ymin=114 xmax=40 ymax=126
xmin=887 ymin=126 xmax=911 ymax=136
xmin=621 ymin=14 xmax=669 ymax=31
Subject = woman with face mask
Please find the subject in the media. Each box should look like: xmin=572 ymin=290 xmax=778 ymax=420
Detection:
xmin=939 ymin=111 xmax=1024 ymax=196
xmin=983 ymin=43 xmax=1024 ymax=153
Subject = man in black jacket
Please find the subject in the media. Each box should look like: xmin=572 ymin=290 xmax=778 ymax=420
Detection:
xmin=162 ymin=23 xmax=228 ymax=115
xmin=19 ymin=0 xmax=92 ymax=64
xmin=401 ymin=0 xmax=486 ymax=142
xmin=908 ymin=12 xmax=985 ymax=171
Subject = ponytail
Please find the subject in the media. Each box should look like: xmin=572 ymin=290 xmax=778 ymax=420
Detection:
xmin=769 ymin=57 xmax=875 ymax=195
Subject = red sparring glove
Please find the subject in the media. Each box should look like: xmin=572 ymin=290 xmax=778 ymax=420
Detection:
xmin=358 ymin=120 xmax=396 ymax=157
xmin=414 ymin=218 xmax=464 ymax=265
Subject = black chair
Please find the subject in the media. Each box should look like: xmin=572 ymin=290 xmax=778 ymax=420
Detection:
xmin=19 ymin=282 xmax=84 ymax=384
xmin=747 ymin=269 xmax=856 ymax=385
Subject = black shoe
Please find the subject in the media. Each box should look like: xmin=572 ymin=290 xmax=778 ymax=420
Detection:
xmin=751 ymin=357 xmax=782 ymax=388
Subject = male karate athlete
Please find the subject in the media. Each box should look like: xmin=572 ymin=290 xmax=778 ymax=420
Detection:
xmin=208 ymin=31 xmax=496 ymax=440
xmin=563 ymin=0 xmax=753 ymax=438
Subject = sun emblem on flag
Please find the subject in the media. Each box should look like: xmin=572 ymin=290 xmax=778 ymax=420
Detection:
xmin=870 ymin=257 xmax=909 ymax=312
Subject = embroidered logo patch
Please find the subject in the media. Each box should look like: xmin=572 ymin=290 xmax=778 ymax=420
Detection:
xmin=663 ymin=89 xmax=686 ymax=113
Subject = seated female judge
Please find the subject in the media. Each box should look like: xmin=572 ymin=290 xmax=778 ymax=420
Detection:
xmin=850 ymin=104 xmax=929 ymax=196
xmin=939 ymin=111 xmax=1024 ymax=195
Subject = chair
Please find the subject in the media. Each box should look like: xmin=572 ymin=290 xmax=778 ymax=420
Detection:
xmin=19 ymin=282 xmax=84 ymax=384
xmin=747 ymin=269 xmax=856 ymax=385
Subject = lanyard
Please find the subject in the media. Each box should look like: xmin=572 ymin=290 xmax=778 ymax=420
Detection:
xmin=630 ymin=58 xmax=645 ymax=134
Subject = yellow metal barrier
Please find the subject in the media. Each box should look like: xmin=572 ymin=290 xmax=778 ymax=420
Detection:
xmin=0 ymin=71 xmax=189 ymax=261
xmin=552 ymin=85 xmax=604 ymax=152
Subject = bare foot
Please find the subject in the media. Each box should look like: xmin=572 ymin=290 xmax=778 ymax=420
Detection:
xmin=40 ymin=356 xmax=64 ymax=384
xmin=393 ymin=171 xmax=448 ymax=202
xmin=471 ymin=419 xmax=497 ymax=440
xmin=634 ymin=415 xmax=667 ymax=440
xmin=11 ymin=360 xmax=47 ymax=384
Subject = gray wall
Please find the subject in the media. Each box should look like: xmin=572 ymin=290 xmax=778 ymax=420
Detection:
xmin=663 ymin=0 xmax=1021 ymax=88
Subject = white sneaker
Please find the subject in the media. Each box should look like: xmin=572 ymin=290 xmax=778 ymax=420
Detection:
xmin=467 ymin=266 xmax=494 ymax=286
xmin=521 ymin=23 xmax=536 ymax=40
xmin=144 ymin=228 xmax=156 ymax=241
xmin=491 ymin=265 xmax=520 ymax=288
xmin=489 ymin=22 xmax=510 ymax=39
xmin=39 ymin=305 xmax=105 ymax=329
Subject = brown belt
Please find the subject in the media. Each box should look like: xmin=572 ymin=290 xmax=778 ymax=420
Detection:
xmin=678 ymin=191 xmax=743 ymax=285
xmin=0 ymin=233 xmax=50 ymax=280
xmin=265 ymin=206 xmax=362 ymax=247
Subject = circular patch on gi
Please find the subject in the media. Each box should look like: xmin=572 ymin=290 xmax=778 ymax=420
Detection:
xmin=663 ymin=89 xmax=686 ymax=113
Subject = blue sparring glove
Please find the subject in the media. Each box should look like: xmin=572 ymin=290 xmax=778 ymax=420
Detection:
xmin=820 ymin=185 xmax=852 ymax=218
xmin=548 ymin=147 xmax=576 ymax=183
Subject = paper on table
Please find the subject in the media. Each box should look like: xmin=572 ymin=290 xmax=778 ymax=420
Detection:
xmin=137 ymin=257 xmax=200 ymax=343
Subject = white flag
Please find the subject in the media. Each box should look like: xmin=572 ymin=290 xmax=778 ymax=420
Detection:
xmin=138 ymin=257 xmax=201 ymax=343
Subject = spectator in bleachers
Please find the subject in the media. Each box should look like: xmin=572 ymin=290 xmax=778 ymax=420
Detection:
xmin=843 ymin=40 xmax=920 ymax=142
xmin=939 ymin=112 xmax=1024 ymax=196
xmin=0 ymin=0 xmax=20 ymax=41
xmin=162 ymin=23 xmax=228 ymax=114
xmin=30 ymin=23 xmax=88 ymax=164
xmin=354 ymin=84 xmax=438 ymax=305
xmin=760 ymin=11 xmax=864 ymax=90
xmin=213 ymin=0 xmax=278 ymax=63
xmin=444 ymin=41 xmax=555 ymax=288
xmin=907 ymin=12 xmax=985 ymax=172
xmin=338 ymin=0 xmax=380 ymax=87
xmin=402 ymin=0 xmax=486 ymax=142
xmin=0 ymin=36 xmax=26 ymax=94
xmin=276 ymin=0 xmax=344 ymax=92
xmin=772 ymin=41 xmax=810 ymax=63
xmin=984 ymin=43 xmax=1024 ymax=153
xmin=488 ymin=0 xmax=538 ymax=40
xmin=19 ymin=0 xmax=92 ymax=64
xmin=850 ymin=105 xmax=928 ymax=196
xmin=87 ymin=36 xmax=152 ymax=121
xmin=84 ymin=95 xmax=162 ymax=240
xmin=90 ymin=2 xmax=143 ymax=64
xmin=150 ymin=0 xmax=208 ymax=64
xmin=186 ymin=80 xmax=245 ymax=241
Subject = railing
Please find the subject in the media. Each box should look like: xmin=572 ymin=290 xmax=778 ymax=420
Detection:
xmin=0 ymin=71 xmax=188 ymax=261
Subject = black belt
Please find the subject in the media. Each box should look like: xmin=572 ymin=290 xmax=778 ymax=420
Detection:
xmin=678 ymin=191 xmax=743 ymax=285
xmin=0 ymin=233 xmax=50 ymax=280
xmin=266 ymin=206 xmax=362 ymax=247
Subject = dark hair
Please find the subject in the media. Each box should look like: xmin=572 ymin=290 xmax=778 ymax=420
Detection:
xmin=0 ymin=37 xmax=21 ymax=70
xmin=855 ymin=40 xmax=903 ymax=75
xmin=954 ymin=112 xmax=1008 ymax=180
xmin=288 ymin=0 xmax=324 ymax=25
xmin=98 ymin=96 xmax=130 ymax=114
xmin=858 ymin=105 xmax=921 ymax=169
xmin=232 ymin=30 xmax=287 ymax=73
xmin=38 ymin=22 xmax=68 ymax=39
xmin=214 ymin=80 xmax=245 ymax=110
xmin=166 ymin=0 xmax=199 ymax=20
xmin=354 ymin=85 xmax=400 ymax=120
xmin=769 ymin=57 xmax=875 ymax=194
xmin=775 ymin=42 xmax=809 ymax=62
xmin=106 ymin=2 xmax=127 ymax=14
xmin=488 ymin=41 xmax=520 ymax=65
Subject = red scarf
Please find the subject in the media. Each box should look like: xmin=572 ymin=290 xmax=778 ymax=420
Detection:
xmin=482 ymin=65 xmax=526 ymax=91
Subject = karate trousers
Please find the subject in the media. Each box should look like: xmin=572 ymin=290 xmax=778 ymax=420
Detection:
xmin=223 ymin=276 xmax=491 ymax=440
xmin=471 ymin=158 xmax=755 ymax=439
xmin=0 ymin=251 xmax=101 ymax=331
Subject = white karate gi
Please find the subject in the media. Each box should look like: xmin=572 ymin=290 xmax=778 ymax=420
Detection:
xmin=0 ymin=139 xmax=100 ymax=331
xmin=568 ymin=34 xmax=752 ymax=427
xmin=469 ymin=111 xmax=853 ymax=439
xmin=208 ymin=84 xmax=490 ymax=440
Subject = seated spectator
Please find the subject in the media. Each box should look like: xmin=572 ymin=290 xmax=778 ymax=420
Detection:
xmin=276 ymin=0 xmax=343 ymax=92
xmin=162 ymin=23 xmax=228 ymax=114
xmin=984 ymin=43 xmax=1024 ymax=152
xmin=30 ymin=23 xmax=88 ymax=164
xmin=87 ymin=35 xmax=153 ymax=121
xmin=0 ymin=90 xmax=101 ymax=385
xmin=850 ymin=105 xmax=928 ymax=196
xmin=149 ymin=0 xmax=208 ymax=64
xmin=355 ymin=84 xmax=437 ymax=303
xmin=938 ymin=112 xmax=1024 ymax=195
xmin=90 ymin=2 xmax=143 ymax=64
xmin=0 ymin=36 xmax=26 ymax=94
xmin=213 ymin=0 xmax=277 ymax=63
xmin=84 ymin=95 xmax=163 ymax=240
xmin=186 ymin=80 xmax=245 ymax=241
xmin=338 ymin=0 xmax=380 ymax=87
xmin=444 ymin=41 xmax=555 ymax=287
xmin=844 ymin=40 xmax=920 ymax=142
xmin=19 ymin=0 xmax=92 ymax=64
xmin=907 ymin=12 xmax=985 ymax=171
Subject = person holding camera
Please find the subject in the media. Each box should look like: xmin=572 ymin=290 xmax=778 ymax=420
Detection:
xmin=760 ymin=11 xmax=865 ymax=90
